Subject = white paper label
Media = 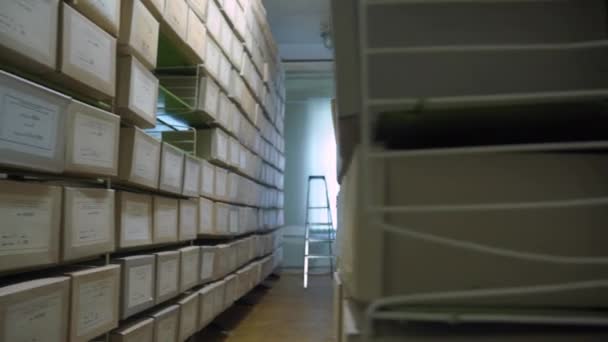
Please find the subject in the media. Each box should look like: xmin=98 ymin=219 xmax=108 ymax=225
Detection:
xmin=155 ymin=203 xmax=177 ymax=239
xmin=158 ymin=258 xmax=178 ymax=297
xmin=128 ymin=264 xmax=153 ymax=307
xmin=132 ymin=136 xmax=159 ymax=182
xmin=70 ymin=11 xmax=112 ymax=83
xmin=181 ymin=252 xmax=197 ymax=287
xmin=161 ymin=149 xmax=182 ymax=189
xmin=5 ymin=292 xmax=63 ymax=342
xmin=72 ymin=112 xmax=116 ymax=169
xmin=122 ymin=200 xmax=150 ymax=242
xmin=201 ymin=252 xmax=214 ymax=280
xmin=157 ymin=315 xmax=177 ymax=342
xmin=0 ymin=195 xmax=52 ymax=256
xmin=131 ymin=65 xmax=156 ymax=119
xmin=0 ymin=87 xmax=59 ymax=158
xmin=0 ymin=0 xmax=54 ymax=60
xmin=72 ymin=194 xmax=111 ymax=247
xmin=132 ymin=0 xmax=158 ymax=63
xmin=229 ymin=210 xmax=239 ymax=234
xmin=201 ymin=164 xmax=214 ymax=195
xmin=77 ymin=278 xmax=114 ymax=336
xmin=183 ymin=160 xmax=199 ymax=194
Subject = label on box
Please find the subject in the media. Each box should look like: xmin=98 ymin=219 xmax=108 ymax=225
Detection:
xmin=4 ymin=291 xmax=63 ymax=342
xmin=0 ymin=195 xmax=52 ymax=256
xmin=128 ymin=264 xmax=153 ymax=307
xmin=161 ymin=149 xmax=182 ymax=189
xmin=201 ymin=251 xmax=214 ymax=280
xmin=0 ymin=0 xmax=54 ymax=60
xmin=229 ymin=209 xmax=239 ymax=234
xmin=77 ymin=278 xmax=115 ymax=336
xmin=132 ymin=136 xmax=159 ymax=182
xmin=88 ymin=0 xmax=119 ymax=27
xmin=180 ymin=203 xmax=196 ymax=237
xmin=181 ymin=252 xmax=197 ymax=287
xmin=199 ymin=200 xmax=212 ymax=233
xmin=72 ymin=112 xmax=116 ymax=169
xmin=0 ymin=87 xmax=59 ymax=158
xmin=131 ymin=65 xmax=157 ymax=119
xmin=132 ymin=0 xmax=158 ymax=63
xmin=70 ymin=11 xmax=112 ymax=83
xmin=158 ymin=258 xmax=178 ymax=297
xmin=183 ymin=159 xmax=199 ymax=194
xmin=123 ymin=200 xmax=150 ymax=242
xmin=201 ymin=164 xmax=214 ymax=195
xmin=72 ymin=194 xmax=112 ymax=247
xmin=157 ymin=314 xmax=177 ymax=342
xmin=155 ymin=203 xmax=177 ymax=239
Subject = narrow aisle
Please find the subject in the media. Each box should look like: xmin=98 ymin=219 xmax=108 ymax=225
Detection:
xmin=195 ymin=274 xmax=335 ymax=342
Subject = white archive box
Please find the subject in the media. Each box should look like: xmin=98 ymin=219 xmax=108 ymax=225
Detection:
xmin=65 ymin=100 xmax=120 ymax=176
xmin=179 ymin=198 xmax=199 ymax=241
xmin=163 ymin=0 xmax=188 ymax=41
xmin=198 ymin=196 xmax=214 ymax=235
xmin=197 ymin=284 xmax=215 ymax=330
xmin=200 ymin=159 xmax=216 ymax=198
xmin=118 ymin=127 xmax=161 ymax=190
xmin=119 ymin=0 xmax=160 ymax=69
xmin=152 ymin=196 xmax=179 ymax=245
xmin=196 ymin=128 xmax=230 ymax=165
xmin=0 ymin=277 xmax=70 ymax=342
xmin=111 ymin=318 xmax=154 ymax=342
xmin=182 ymin=154 xmax=201 ymax=197
xmin=0 ymin=0 xmax=59 ymax=71
xmin=65 ymin=265 xmax=121 ymax=342
xmin=158 ymin=142 xmax=185 ymax=195
xmin=62 ymin=187 xmax=115 ymax=262
xmin=149 ymin=305 xmax=179 ymax=342
xmin=186 ymin=8 xmax=207 ymax=62
xmin=188 ymin=0 xmax=208 ymax=21
xmin=214 ymin=202 xmax=231 ymax=236
xmin=60 ymin=3 xmax=117 ymax=99
xmin=116 ymin=55 xmax=159 ymax=128
xmin=153 ymin=251 xmax=180 ymax=304
xmin=115 ymin=255 xmax=156 ymax=319
xmin=205 ymin=37 xmax=222 ymax=80
xmin=0 ymin=70 xmax=69 ymax=174
xmin=115 ymin=191 xmax=153 ymax=249
xmin=200 ymin=246 xmax=217 ymax=283
xmin=68 ymin=0 xmax=120 ymax=36
xmin=179 ymin=246 xmax=201 ymax=292
xmin=177 ymin=292 xmax=199 ymax=341
xmin=214 ymin=165 xmax=229 ymax=200
xmin=0 ymin=180 xmax=61 ymax=273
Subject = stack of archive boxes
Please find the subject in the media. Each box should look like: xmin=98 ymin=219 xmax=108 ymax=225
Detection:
xmin=0 ymin=0 xmax=284 ymax=341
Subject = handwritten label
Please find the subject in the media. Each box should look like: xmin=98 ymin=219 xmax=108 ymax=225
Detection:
xmin=0 ymin=0 xmax=54 ymax=60
xmin=181 ymin=252 xmax=198 ymax=288
xmin=201 ymin=252 xmax=215 ymax=280
xmin=131 ymin=65 xmax=157 ymax=119
xmin=77 ymin=278 xmax=114 ymax=336
xmin=128 ymin=264 xmax=153 ymax=307
xmin=158 ymin=258 xmax=178 ymax=297
xmin=69 ymin=9 xmax=112 ymax=83
xmin=131 ymin=0 xmax=158 ymax=64
xmin=0 ymin=195 xmax=52 ymax=256
xmin=72 ymin=112 xmax=116 ymax=169
xmin=72 ymin=194 xmax=111 ymax=247
xmin=123 ymin=200 xmax=150 ymax=242
xmin=132 ymin=136 xmax=159 ymax=182
xmin=5 ymin=292 xmax=63 ymax=342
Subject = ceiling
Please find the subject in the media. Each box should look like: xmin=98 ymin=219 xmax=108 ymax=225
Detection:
xmin=262 ymin=0 xmax=334 ymax=61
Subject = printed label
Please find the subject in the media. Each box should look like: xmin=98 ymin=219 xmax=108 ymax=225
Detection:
xmin=70 ymin=11 xmax=112 ymax=82
xmin=77 ymin=278 xmax=114 ymax=336
xmin=132 ymin=136 xmax=159 ymax=182
xmin=0 ymin=195 xmax=52 ymax=256
xmin=131 ymin=65 xmax=156 ymax=119
xmin=157 ymin=315 xmax=177 ymax=342
xmin=158 ymin=258 xmax=178 ymax=297
xmin=181 ymin=253 xmax=197 ymax=287
xmin=201 ymin=252 xmax=215 ymax=280
xmin=72 ymin=112 xmax=116 ymax=169
xmin=5 ymin=292 xmax=63 ymax=342
xmin=128 ymin=264 xmax=153 ymax=307
xmin=72 ymin=194 xmax=111 ymax=247
xmin=155 ymin=204 xmax=177 ymax=239
xmin=0 ymin=88 xmax=59 ymax=158
xmin=0 ymin=0 xmax=54 ymax=60
xmin=123 ymin=200 xmax=150 ymax=242
xmin=161 ymin=150 xmax=182 ymax=189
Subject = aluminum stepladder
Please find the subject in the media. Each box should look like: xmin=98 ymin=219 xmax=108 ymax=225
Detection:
xmin=303 ymin=175 xmax=335 ymax=288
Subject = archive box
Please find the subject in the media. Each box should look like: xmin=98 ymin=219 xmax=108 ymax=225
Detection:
xmin=200 ymin=159 xmax=216 ymax=198
xmin=223 ymin=274 xmax=237 ymax=309
xmin=214 ymin=202 xmax=231 ymax=236
xmin=200 ymin=246 xmax=217 ymax=283
xmin=163 ymin=0 xmax=188 ymax=41
xmin=182 ymin=154 xmax=201 ymax=197
xmin=177 ymin=292 xmax=199 ymax=341
xmin=179 ymin=198 xmax=198 ymax=241
xmin=116 ymin=55 xmax=159 ymax=128
xmin=198 ymin=197 xmax=214 ymax=235
xmin=117 ymin=127 xmax=161 ymax=190
xmin=119 ymin=0 xmax=160 ymax=69
xmin=115 ymin=191 xmax=153 ymax=249
xmin=110 ymin=317 xmax=154 ymax=342
xmin=115 ymin=255 xmax=156 ymax=319
xmin=197 ymin=284 xmax=215 ymax=330
xmin=179 ymin=246 xmax=201 ymax=292
xmin=68 ymin=0 xmax=120 ymax=36
xmin=154 ymin=251 xmax=180 ymax=304
xmin=158 ymin=142 xmax=184 ymax=195
xmin=152 ymin=196 xmax=179 ymax=244
xmin=186 ymin=8 xmax=207 ymax=62
xmin=149 ymin=304 xmax=179 ymax=342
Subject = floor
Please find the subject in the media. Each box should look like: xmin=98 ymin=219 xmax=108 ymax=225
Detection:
xmin=194 ymin=273 xmax=336 ymax=342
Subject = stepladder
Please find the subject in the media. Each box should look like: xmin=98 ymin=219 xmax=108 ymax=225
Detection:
xmin=303 ymin=175 xmax=335 ymax=288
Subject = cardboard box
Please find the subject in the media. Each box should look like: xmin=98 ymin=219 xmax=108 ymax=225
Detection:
xmin=65 ymin=100 xmax=120 ymax=176
xmin=68 ymin=0 xmax=120 ymax=36
xmin=115 ymin=255 xmax=156 ymax=319
xmin=200 ymin=246 xmax=216 ymax=283
xmin=116 ymin=55 xmax=159 ymax=128
xmin=214 ymin=165 xmax=229 ymax=200
xmin=198 ymin=197 xmax=214 ymax=235
xmin=182 ymin=154 xmax=201 ymax=197
xmin=223 ymin=274 xmax=237 ymax=309
xmin=152 ymin=196 xmax=179 ymax=244
xmin=158 ymin=142 xmax=185 ymax=195
xmin=227 ymin=172 xmax=238 ymax=202
xmin=60 ymin=3 xmax=116 ymax=99
xmin=214 ymin=202 xmax=230 ymax=236
xmin=115 ymin=191 xmax=153 ymax=249
xmin=196 ymin=128 xmax=229 ymax=165
xmin=200 ymin=159 xmax=216 ymax=198
xmin=229 ymin=137 xmax=241 ymax=168
xmin=213 ymin=244 xmax=229 ymax=279
xmin=0 ymin=0 xmax=59 ymax=72
xmin=0 ymin=180 xmax=61 ymax=272
xmin=110 ymin=317 xmax=154 ymax=342
xmin=0 ymin=70 xmax=69 ymax=173
xmin=179 ymin=246 xmax=201 ymax=292
xmin=177 ymin=292 xmax=199 ymax=341
xmin=211 ymin=279 xmax=225 ymax=317
xmin=186 ymin=8 xmax=206 ymax=62
xmin=119 ymin=0 xmax=160 ymax=69
xmin=148 ymin=305 xmax=179 ymax=342
xmin=219 ymin=54 xmax=232 ymax=91
xmin=62 ymin=187 xmax=115 ymax=261
xmin=197 ymin=284 xmax=214 ymax=330
xmin=179 ymin=198 xmax=198 ymax=241
xmin=154 ymin=251 xmax=180 ymax=303
xmin=118 ymin=127 xmax=161 ymax=190
xmin=229 ymin=206 xmax=240 ymax=236
xmin=163 ymin=0 xmax=188 ymax=41
xmin=217 ymin=92 xmax=232 ymax=131
xmin=66 ymin=265 xmax=120 ymax=342
xmin=0 ymin=277 xmax=70 ymax=342
xmin=205 ymin=37 xmax=222 ymax=80
xmin=187 ymin=0 xmax=208 ymax=21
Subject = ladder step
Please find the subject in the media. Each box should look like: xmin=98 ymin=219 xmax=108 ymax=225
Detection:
xmin=305 ymin=255 xmax=335 ymax=259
